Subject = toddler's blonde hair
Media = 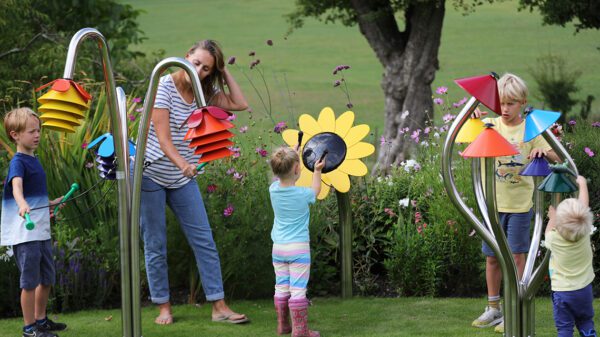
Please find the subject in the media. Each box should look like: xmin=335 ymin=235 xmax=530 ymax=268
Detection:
xmin=270 ymin=146 xmax=299 ymax=180
xmin=555 ymin=198 xmax=594 ymax=242
xmin=3 ymin=107 xmax=40 ymax=144
xmin=498 ymin=73 xmax=528 ymax=103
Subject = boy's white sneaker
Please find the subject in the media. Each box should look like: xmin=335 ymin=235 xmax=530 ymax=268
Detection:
xmin=494 ymin=320 xmax=504 ymax=333
xmin=471 ymin=306 xmax=503 ymax=328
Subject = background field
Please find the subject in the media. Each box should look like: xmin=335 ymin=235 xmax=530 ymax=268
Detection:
xmin=122 ymin=0 xmax=600 ymax=133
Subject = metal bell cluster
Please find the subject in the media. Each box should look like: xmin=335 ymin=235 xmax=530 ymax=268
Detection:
xmin=87 ymin=133 xmax=137 ymax=180
xmin=183 ymin=106 xmax=236 ymax=163
xmin=36 ymin=79 xmax=92 ymax=133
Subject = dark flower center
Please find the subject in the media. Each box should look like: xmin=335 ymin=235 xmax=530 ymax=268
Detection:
xmin=302 ymin=132 xmax=346 ymax=173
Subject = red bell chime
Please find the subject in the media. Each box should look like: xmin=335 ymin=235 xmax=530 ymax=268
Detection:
xmin=184 ymin=106 xmax=236 ymax=163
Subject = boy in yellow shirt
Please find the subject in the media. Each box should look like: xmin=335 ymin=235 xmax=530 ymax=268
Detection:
xmin=471 ymin=73 xmax=560 ymax=333
xmin=546 ymin=175 xmax=595 ymax=337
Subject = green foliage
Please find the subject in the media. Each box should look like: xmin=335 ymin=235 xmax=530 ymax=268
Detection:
xmin=529 ymin=54 xmax=582 ymax=116
xmin=519 ymin=0 xmax=600 ymax=31
xmin=0 ymin=0 xmax=154 ymax=109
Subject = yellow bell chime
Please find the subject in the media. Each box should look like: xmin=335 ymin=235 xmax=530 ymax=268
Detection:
xmin=36 ymin=79 xmax=91 ymax=133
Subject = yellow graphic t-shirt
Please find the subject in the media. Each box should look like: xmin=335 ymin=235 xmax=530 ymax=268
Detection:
xmin=482 ymin=117 xmax=551 ymax=213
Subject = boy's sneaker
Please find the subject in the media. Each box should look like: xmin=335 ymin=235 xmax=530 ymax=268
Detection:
xmin=494 ymin=321 xmax=504 ymax=333
xmin=471 ymin=306 xmax=503 ymax=328
xmin=23 ymin=327 xmax=58 ymax=337
xmin=36 ymin=318 xmax=67 ymax=332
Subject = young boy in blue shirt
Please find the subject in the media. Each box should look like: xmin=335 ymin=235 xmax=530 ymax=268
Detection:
xmin=269 ymin=145 xmax=325 ymax=337
xmin=1 ymin=108 xmax=66 ymax=337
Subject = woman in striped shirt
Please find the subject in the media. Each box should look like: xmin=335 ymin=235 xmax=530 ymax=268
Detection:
xmin=140 ymin=40 xmax=249 ymax=325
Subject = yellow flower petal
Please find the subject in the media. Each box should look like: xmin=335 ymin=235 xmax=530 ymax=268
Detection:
xmin=299 ymin=114 xmax=321 ymax=136
xmin=282 ymin=129 xmax=299 ymax=147
xmin=297 ymin=166 xmax=313 ymax=187
xmin=337 ymin=159 xmax=368 ymax=177
xmin=317 ymin=107 xmax=336 ymax=132
xmin=317 ymin=180 xmax=330 ymax=200
xmin=344 ymin=124 xmax=370 ymax=147
xmin=346 ymin=142 xmax=375 ymax=159
xmin=325 ymin=170 xmax=351 ymax=193
xmin=335 ymin=111 xmax=355 ymax=138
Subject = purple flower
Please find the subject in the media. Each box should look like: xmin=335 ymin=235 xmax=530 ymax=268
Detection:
xmin=433 ymin=98 xmax=444 ymax=105
xmin=223 ymin=204 xmax=234 ymax=217
xmin=452 ymin=97 xmax=468 ymax=108
xmin=226 ymin=168 xmax=236 ymax=175
xmin=443 ymin=113 xmax=456 ymax=124
xmin=85 ymin=162 xmax=94 ymax=169
xmin=592 ymin=121 xmax=600 ymax=128
xmin=207 ymin=184 xmax=217 ymax=193
xmin=274 ymin=121 xmax=288 ymax=134
xmin=568 ymin=119 xmax=577 ymax=126
xmin=410 ymin=129 xmax=421 ymax=143
xmin=380 ymin=136 xmax=386 ymax=145
xmin=584 ymin=147 xmax=595 ymax=157
xmin=233 ymin=172 xmax=244 ymax=181
xmin=435 ymin=86 xmax=448 ymax=95
xmin=250 ymin=59 xmax=261 ymax=69
xmin=128 ymin=114 xmax=136 ymax=121
xmin=81 ymin=141 xmax=88 ymax=149
xmin=249 ymin=51 xmax=255 ymax=56
xmin=239 ymin=126 xmax=248 ymax=133
xmin=256 ymin=147 xmax=268 ymax=157
xmin=333 ymin=80 xmax=341 ymax=87
xmin=135 ymin=107 xmax=143 ymax=113
xmin=266 ymin=39 xmax=273 ymax=46
xmin=227 ymin=56 xmax=236 ymax=65
xmin=230 ymin=147 xmax=241 ymax=158
xmin=227 ymin=113 xmax=237 ymax=122
xmin=332 ymin=64 xmax=350 ymax=75
xmin=346 ymin=102 xmax=353 ymax=109
xmin=132 ymin=97 xmax=142 ymax=103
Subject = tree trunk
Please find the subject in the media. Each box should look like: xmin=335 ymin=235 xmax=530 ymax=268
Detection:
xmin=350 ymin=0 xmax=445 ymax=173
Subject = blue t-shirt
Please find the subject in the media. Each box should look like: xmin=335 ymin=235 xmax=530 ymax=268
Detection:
xmin=1 ymin=153 xmax=50 ymax=246
xmin=269 ymin=180 xmax=316 ymax=244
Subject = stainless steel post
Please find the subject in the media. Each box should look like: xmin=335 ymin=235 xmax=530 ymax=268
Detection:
xmin=63 ymin=28 xmax=132 ymax=337
xmin=130 ymin=57 xmax=207 ymax=337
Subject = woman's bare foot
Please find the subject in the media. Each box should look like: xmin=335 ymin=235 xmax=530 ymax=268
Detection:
xmin=155 ymin=302 xmax=173 ymax=325
xmin=211 ymin=299 xmax=249 ymax=323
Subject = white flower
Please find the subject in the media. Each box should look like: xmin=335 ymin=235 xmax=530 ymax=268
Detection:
xmin=399 ymin=198 xmax=410 ymax=208
xmin=591 ymin=226 xmax=597 ymax=235
xmin=402 ymin=159 xmax=419 ymax=172
xmin=433 ymin=132 xmax=440 ymax=139
xmin=401 ymin=110 xmax=410 ymax=120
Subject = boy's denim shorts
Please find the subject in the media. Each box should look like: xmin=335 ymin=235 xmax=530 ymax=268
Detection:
xmin=482 ymin=209 xmax=532 ymax=257
xmin=13 ymin=240 xmax=55 ymax=290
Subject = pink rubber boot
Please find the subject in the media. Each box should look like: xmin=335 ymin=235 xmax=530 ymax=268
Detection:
xmin=274 ymin=295 xmax=292 ymax=334
xmin=289 ymin=298 xmax=320 ymax=337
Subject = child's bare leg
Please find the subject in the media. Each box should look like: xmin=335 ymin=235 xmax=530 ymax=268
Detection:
xmin=21 ymin=288 xmax=36 ymax=326
xmin=35 ymin=284 xmax=51 ymax=320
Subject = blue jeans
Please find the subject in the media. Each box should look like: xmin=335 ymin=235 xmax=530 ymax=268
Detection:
xmin=482 ymin=209 xmax=532 ymax=256
xmin=552 ymin=284 xmax=595 ymax=337
xmin=140 ymin=176 xmax=224 ymax=303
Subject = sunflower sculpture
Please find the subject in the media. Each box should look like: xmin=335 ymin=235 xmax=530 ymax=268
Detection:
xmin=282 ymin=107 xmax=375 ymax=199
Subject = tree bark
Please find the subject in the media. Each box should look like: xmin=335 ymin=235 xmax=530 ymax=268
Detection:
xmin=350 ymin=0 xmax=445 ymax=173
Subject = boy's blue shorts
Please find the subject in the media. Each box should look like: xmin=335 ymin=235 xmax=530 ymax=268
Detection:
xmin=13 ymin=240 xmax=56 ymax=290
xmin=482 ymin=209 xmax=532 ymax=257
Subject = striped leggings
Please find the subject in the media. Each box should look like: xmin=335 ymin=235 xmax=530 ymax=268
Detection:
xmin=272 ymin=242 xmax=311 ymax=300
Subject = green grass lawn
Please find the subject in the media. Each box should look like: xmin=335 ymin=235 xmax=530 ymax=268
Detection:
xmin=0 ymin=297 xmax=578 ymax=336
xmin=121 ymin=0 xmax=600 ymax=134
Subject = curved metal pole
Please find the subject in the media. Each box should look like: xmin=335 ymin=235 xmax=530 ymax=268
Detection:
xmin=63 ymin=28 xmax=132 ymax=337
xmin=130 ymin=57 xmax=207 ymax=337
xmin=522 ymin=178 xmax=545 ymax=285
xmin=471 ymin=159 xmax=494 ymax=234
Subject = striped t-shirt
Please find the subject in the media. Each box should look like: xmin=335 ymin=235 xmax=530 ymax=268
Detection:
xmin=144 ymin=74 xmax=200 ymax=188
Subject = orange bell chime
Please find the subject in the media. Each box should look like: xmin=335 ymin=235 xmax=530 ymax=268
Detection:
xmin=36 ymin=79 xmax=91 ymax=133
xmin=184 ymin=106 xmax=236 ymax=163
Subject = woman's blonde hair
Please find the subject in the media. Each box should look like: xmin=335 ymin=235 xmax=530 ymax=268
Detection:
xmin=3 ymin=107 xmax=40 ymax=143
xmin=270 ymin=146 xmax=299 ymax=179
xmin=498 ymin=73 xmax=528 ymax=103
xmin=187 ymin=39 xmax=225 ymax=104
xmin=555 ymin=198 xmax=594 ymax=242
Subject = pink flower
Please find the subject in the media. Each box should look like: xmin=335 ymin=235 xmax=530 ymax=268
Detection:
xmin=417 ymin=225 xmax=423 ymax=234
xmin=226 ymin=168 xmax=236 ymax=175
xmin=255 ymin=147 xmax=268 ymax=157
xmin=85 ymin=162 xmax=94 ymax=169
xmin=435 ymin=86 xmax=448 ymax=95
xmin=233 ymin=172 xmax=244 ymax=181
xmin=443 ymin=113 xmax=456 ymax=124
xmin=81 ymin=141 xmax=88 ymax=149
xmin=135 ymin=107 xmax=143 ymax=113
xmin=230 ymin=147 xmax=241 ymax=158
xmin=592 ymin=121 xmax=600 ymax=128
xmin=207 ymin=184 xmax=217 ymax=193
xmin=132 ymin=97 xmax=142 ymax=103
xmin=414 ymin=211 xmax=422 ymax=224
xmin=433 ymin=98 xmax=444 ymax=105
xmin=128 ymin=114 xmax=136 ymax=121
xmin=273 ymin=121 xmax=287 ymax=134
xmin=584 ymin=147 xmax=595 ymax=157
xmin=568 ymin=119 xmax=577 ymax=126
xmin=380 ymin=136 xmax=386 ymax=146
xmin=333 ymin=80 xmax=341 ymax=87
xmin=452 ymin=97 xmax=468 ymax=108
xmin=227 ymin=113 xmax=237 ymax=122
xmin=384 ymin=208 xmax=396 ymax=217
xmin=223 ymin=204 xmax=234 ymax=217
xmin=410 ymin=129 xmax=421 ymax=143
xmin=239 ymin=126 xmax=248 ymax=133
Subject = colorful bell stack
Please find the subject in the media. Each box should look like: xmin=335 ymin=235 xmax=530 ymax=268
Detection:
xmin=36 ymin=79 xmax=91 ymax=133
xmin=86 ymin=133 xmax=137 ymax=180
xmin=184 ymin=106 xmax=236 ymax=163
